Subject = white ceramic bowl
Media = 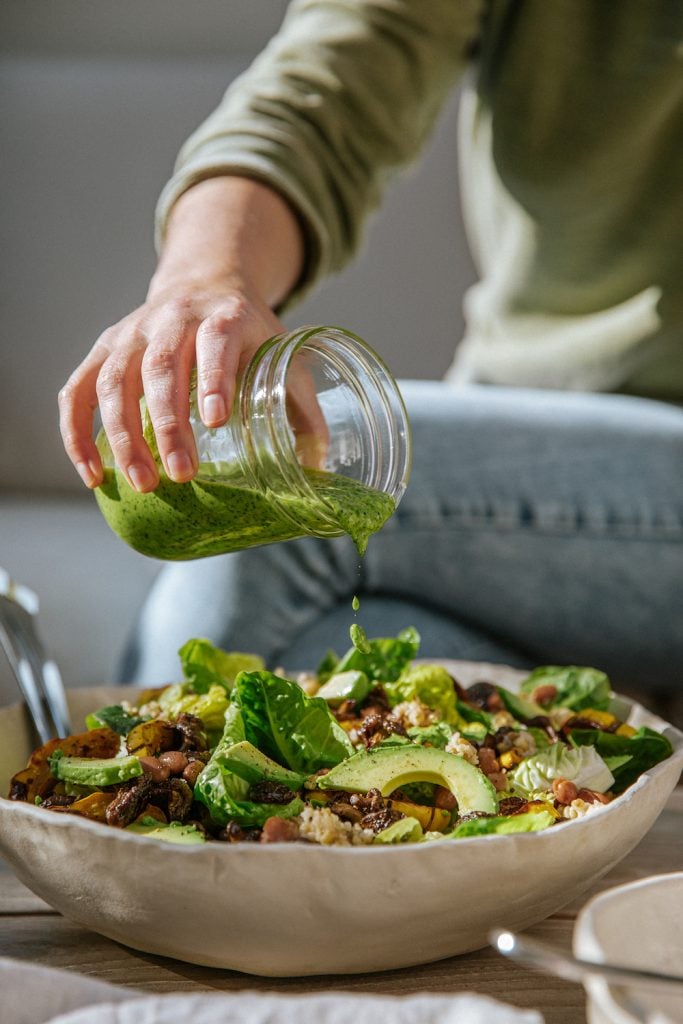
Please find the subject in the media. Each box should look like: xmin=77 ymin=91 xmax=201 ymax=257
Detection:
xmin=1 ymin=663 xmax=681 ymax=977
xmin=574 ymin=872 xmax=683 ymax=1024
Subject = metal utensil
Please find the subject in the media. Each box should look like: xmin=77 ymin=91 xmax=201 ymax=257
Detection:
xmin=490 ymin=929 xmax=683 ymax=993
xmin=0 ymin=568 xmax=71 ymax=743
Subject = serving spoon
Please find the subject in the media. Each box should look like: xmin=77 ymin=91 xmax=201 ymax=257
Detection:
xmin=490 ymin=929 xmax=683 ymax=993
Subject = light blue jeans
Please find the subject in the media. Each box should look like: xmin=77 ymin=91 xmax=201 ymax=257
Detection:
xmin=122 ymin=383 xmax=683 ymax=695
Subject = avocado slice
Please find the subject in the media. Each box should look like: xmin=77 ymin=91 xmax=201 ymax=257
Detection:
xmin=49 ymin=753 xmax=143 ymax=787
xmin=221 ymin=741 xmax=306 ymax=789
xmin=496 ymin=687 xmax=544 ymax=722
xmin=316 ymin=670 xmax=371 ymax=706
xmin=126 ymin=820 xmax=206 ymax=844
xmin=318 ymin=745 xmax=496 ymax=815
xmin=373 ymin=816 xmax=423 ymax=844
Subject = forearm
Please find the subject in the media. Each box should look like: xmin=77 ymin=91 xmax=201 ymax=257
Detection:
xmin=149 ymin=175 xmax=305 ymax=309
xmin=60 ymin=176 xmax=302 ymax=492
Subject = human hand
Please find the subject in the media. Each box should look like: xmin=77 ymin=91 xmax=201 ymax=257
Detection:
xmin=58 ymin=282 xmax=292 ymax=492
xmin=58 ymin=175 xmax=317 ymax=492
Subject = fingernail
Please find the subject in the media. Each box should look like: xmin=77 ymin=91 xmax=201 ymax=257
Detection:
xmin=202 ymin=393 xmax=227 ymax=425
xmin=128 ymin=463 xmax=157 ymax=492
xmin=76 ymin=460 xmax=99 ymax=488
xmin=166 ymin=450 xmax=195 ymax=482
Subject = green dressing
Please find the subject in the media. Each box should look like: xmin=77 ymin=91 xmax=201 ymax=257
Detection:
xmin=95 ymin=465 xmax=395 ymax=561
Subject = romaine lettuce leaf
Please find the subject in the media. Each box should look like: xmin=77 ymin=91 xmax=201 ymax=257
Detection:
xmin=178 ymin=637 xmax=264 ymax=694
xmin=384 ymin=664 xmax=458 ymax=723
xmin=193 ymin=704 xmax=304 ymax=827
xmin=406 ymin=721 xmax=455 ymax=749
xmin=519 ymin=665 xmax=611 ymax=711
xmin=233 ymin=670 xmax=354 ymax=773
xmin=449 ymin=810 xmax=556 ymax=837
xmin=330 ymin=625 xmax=420 ymax=683
xmin=510 ymin=742 xmax=615 ymax=796
xmin=568 ymin=726 xmax=673 ymax=793
xmin=158 ymin=683 xmax=230 ymax=737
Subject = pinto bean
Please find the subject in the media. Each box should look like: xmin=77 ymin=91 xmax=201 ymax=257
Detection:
xmin=552 ymin=777 xmax=579 ymax=804
xmin=487 ymin=771 xmax=509 ymax=792
xmin=139 ymin=756 xmax=171 ymax=782
xmin=532 ymin=684 xmax=558 ymax=706
xmin=182 ymin=760 xmax=205 ymax=787
xmin=477 ymin=747 xmax=500 ymax=774
xmin=260 ymin=817 xmax=300 ymax=843
xmin=158 ymin=750 xmax=189 ymax=775
xmin=577 ymin=788 xmax=611 ymax=805
xmin=434 ymin=786 xmax=457 ymax=811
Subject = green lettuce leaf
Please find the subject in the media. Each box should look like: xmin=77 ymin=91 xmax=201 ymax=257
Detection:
xmin=449 ymin=810 xmax=556 ymax=837
xmin=384 ymin=663 xmax=457 ymax=722
xmin=406 ymin=721 xmax=455 ymax=749
xmin=85 ymin=704 xmax=147 ymax=736
xmin=568 ymin=726 xmax=673 ymax=792
xmin=519 ymin=665 xmax=612 ymax=712
xmin=510 ymin=743 xmax=615 ymax=796
xmin=158 ymin=683 xmax=230 ymax=739
xmin=193 ymin=704 xmax=304 ymax=827
xmin=233 ymin=670 xmax=354 ymax=774
xmin=178 ymin=637 xmax=265 ymax=694
xmin=330 ymin=625 xmax=420 ymax=683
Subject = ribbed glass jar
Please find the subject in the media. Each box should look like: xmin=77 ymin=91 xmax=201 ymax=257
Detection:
xmin=95 ymin=325 xmax=411 ymax=560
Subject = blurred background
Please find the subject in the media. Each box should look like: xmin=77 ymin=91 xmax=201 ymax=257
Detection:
xmin=0 ymin=0 xmax=476 ymax=699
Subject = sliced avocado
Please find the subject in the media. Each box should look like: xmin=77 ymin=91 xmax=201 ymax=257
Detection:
xmin=126 ymin=820 xmax=206 ymax=844
xmin=222 ymin=741 xmax=306 ymax=789
xmin=316 ymin=670 xmax=371 ymax=706
xmin=318 ymin=745 xmax=496 ymax=815
xmin=50 ymin=753 xmax=143 ymax=787
xmin=496 ymin=687 xmax=544 ymax=722
xmin=373 ymin=816 xmax=423 ymax=844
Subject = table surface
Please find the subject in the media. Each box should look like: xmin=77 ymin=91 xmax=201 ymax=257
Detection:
xmin=1 ymin=787 xmax=681 ymax=1023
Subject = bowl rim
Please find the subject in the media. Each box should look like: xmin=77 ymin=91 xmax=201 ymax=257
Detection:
xmin=1 ymin=684 xmax=681 ymax=857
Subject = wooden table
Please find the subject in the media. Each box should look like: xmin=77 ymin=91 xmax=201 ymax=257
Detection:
xmin=1 ymin=789 xmax=681 ymax=1023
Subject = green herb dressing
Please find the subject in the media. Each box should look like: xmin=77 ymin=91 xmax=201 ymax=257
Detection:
xmin=95 ymin=465 xmax=395 ymax=561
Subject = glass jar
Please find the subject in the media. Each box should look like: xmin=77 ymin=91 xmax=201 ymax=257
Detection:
xmin=95 ymin=325 xmax=411 ymax=560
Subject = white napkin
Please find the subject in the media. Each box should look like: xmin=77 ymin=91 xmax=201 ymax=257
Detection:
xmin=0 ymin=958 xmax=545 ymax=1024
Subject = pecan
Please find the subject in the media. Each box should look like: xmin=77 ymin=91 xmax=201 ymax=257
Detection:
xmin=498 ymin=796 xmax=527 ymax=816
xmin=248 ymin=781 xmax=298 ymax=804
xmin=151 ymin=777 xmax=194 ymax=821
xmin=218 ymin=821 xmax=262 ymax=843
xmin=41 ymin=794 xmax=76 ymax=810
xmin=464 ymin=681 xmax=502 ymax=711
xmin=173 ymin=713 xmax=209 ymax=753
xmin=360 ymin=807 xmax=405 ymax=833
xmin=105 ymin=776 xmax=154 ymax=827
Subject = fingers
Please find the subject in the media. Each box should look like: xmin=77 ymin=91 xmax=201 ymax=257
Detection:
xmin=195 ymin=310 xmax=245 ymax=428
xmin=59 ymin=346 xmax=108 ymax=489
xmin=140 ymin=301 xmax=199 ymax=483
xmin=97 ymin=331 xmax=157 ymax=491
xmin=61 ymin=291 xmax=285 ymax=493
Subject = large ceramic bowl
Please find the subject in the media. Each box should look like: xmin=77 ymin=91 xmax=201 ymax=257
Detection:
xmin=574 ymin=872 xmax=683 ymax=1024
xmin=1 ymin=663 xmax=681 ymax=977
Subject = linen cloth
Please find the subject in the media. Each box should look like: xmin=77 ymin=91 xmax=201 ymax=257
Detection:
xmin=0 ymin=957 xmax=544 ymax=1024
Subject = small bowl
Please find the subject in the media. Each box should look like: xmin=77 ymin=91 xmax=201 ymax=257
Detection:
xmin=574 ymin=872 xmax=683 ymax=1024
xmin=1 ymin=663 xmax=681 ymax=977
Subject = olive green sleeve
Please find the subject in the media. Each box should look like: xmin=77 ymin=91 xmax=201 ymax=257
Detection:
xmin=155 ymin=0 xmax=483 ymax=304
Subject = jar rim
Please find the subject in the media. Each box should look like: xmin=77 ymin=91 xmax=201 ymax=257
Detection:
xmin=239 ymin=325 xmax=411 ymax=538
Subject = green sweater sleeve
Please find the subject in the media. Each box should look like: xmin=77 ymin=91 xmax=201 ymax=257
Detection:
xmin=155 ymin=0 xmax=483 ymax=304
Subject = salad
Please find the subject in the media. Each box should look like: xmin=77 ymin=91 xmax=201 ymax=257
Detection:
xmin=8 ymin=625 xmax=673 ymax=846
